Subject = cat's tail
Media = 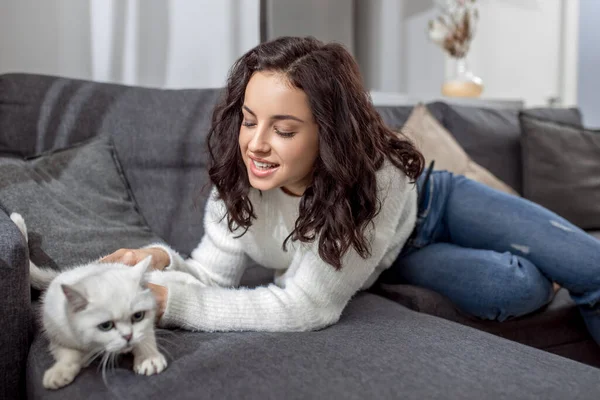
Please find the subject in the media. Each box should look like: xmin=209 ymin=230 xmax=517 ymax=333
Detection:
xmin=28 ymin=262 xmax=58 ymax=290
xmin=9 ymin=213 xmax=59 ymax=290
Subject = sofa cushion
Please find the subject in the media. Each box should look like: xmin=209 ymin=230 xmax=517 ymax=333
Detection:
xmin=520 ymin=114 xmax=600 ymax=230
xmin=436 ymin=102 xmax=522 ymax=193
xmin=372 ymin=284 xmax=600 ymax=368
xmin=0 ymin=134 xmax=161 ymax=268
xmin=374 ymin=105 xmax=413 ymax=128
xmin=375 ymin=103 xmax=446 ymax=131
xmin=0 ymin=73 xmax=222 ymax=255
xmin=521 ymin=107 xmax=583 ymax=127
xmin=438 ymin=103 xmax=585 ymax=196
xmin=26 ymin=293 xmax=600 ymax=400
xmin=401 ymin=104 xmax=517 ymax=195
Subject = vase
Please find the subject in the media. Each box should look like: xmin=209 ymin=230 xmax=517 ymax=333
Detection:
xmin=441 ymin=57 xmax=483 ymax=98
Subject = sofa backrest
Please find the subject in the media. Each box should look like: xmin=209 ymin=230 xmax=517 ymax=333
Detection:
xmin=436 ymin=102 xmax=582 ymax=194
xmin=375 ymin=101 xmax=582 ymax=195
xmin=0 ymin=73 xmax=220 ymax=255
xmin=0 ymin=73 xmax=584 ymax=252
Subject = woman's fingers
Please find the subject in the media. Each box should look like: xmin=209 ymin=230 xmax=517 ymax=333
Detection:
xmin=100 ymin=249 xmax=137 ymax=265
xmin=100 ymin=248 xmax=168 ymax=269
xmin=120 ymin=251 xmax=137 ymax=265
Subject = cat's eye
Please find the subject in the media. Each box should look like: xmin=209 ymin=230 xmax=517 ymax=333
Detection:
xmin=131 ymin=311 xmax=145 ymax=323
xmin=97 ymin=321 xmax=114 ymax=331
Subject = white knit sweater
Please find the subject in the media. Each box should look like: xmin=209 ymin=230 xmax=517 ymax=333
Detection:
xmin=150 ymin=160 xmax=417 ymax=332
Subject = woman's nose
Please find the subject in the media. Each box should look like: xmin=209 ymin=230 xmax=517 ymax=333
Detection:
xmin=248 ymin=126 xmax=270 ymax=153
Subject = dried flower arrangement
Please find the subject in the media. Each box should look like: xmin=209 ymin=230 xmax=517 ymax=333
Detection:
xmin=428 ymin=0 xmax=479 ymax=59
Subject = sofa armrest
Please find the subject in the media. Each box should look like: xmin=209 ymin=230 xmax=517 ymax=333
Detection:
xmin=0 ymin=210 xmax=32 ymax=400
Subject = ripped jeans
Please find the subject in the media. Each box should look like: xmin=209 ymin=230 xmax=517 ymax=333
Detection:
xmin=381 ymin=170 xmax=600 ymax=345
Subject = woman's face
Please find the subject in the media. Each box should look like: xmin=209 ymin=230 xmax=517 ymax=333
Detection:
xmin=239 ymin=71 xmax=319 ymax=196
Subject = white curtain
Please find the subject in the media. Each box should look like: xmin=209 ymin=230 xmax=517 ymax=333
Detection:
xmin=0 ymin=0 xmax=260 ymax=89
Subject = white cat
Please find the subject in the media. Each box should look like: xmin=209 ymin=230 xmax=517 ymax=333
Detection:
xmin=9 ymin=213 xmax=196 ymax=390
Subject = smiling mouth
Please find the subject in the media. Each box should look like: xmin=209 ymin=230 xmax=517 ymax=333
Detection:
xmin=251 ymin=159 xmax=279 ymax=170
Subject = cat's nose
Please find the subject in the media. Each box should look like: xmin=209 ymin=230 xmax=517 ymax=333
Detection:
xmin=123 ymin=333 xmax=133 ymax=342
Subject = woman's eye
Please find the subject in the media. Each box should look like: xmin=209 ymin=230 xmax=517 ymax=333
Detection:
xmin=242 ymin=121 xmax=256 ymax=127
xmin=275 ymin=129 xmax=295 ymax=138
xmin=97 ymin=321 xmax=115 ymax=332
xmin=131 ymin=311 xmax=146 ymax=323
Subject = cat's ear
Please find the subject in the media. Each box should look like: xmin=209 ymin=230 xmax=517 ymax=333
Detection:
xmin=131 ymin=256 xmax=152 ymax=287
xmin=61 ymin=284 xmax=88 ymax=312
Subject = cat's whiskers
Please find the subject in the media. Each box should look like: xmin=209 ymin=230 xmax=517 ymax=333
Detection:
xmin=155 ymin=334 xmax=178 ymax=347
xmin=109 ymin=352 xmax=118 ymax=376
xmin=155 ymin=327 xmax=179 ymax=338
xmin=99 ymin=351 xmax=119 ymax=387
xmin=154 ymin=334 xmax=179 ymax=360
xmin=99 ymin=352 xmax=110 ymax=386
xmin=138 ymin=338 xmax=174 ymax=362
xmin=83 ymin=346 xmax=106 ymax=367
xmin=155 ymin=329 xmax=181 ymax=347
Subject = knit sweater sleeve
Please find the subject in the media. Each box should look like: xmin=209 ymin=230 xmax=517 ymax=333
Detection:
xmin=145 ymin=189 xmax=248 ymax=288
xmin=156 ymin=165 xmax=418 ymax=332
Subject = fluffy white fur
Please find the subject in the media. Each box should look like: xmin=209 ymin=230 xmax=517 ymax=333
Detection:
xmin=9 ymin=213 xmax=197 ymax=390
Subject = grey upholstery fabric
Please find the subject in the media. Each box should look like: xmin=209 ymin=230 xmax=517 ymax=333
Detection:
xmin=439 ymin=104 xmax=585 ymax=195
xmin=0 ymin=210 xmax=32 ymax=400
xmin=373 ymin=284 xmax=600 ymax=367
xmin=374 ymin=105 xmax=413 ymax=129
xmin=437 ymin=103 xmax=523 ymax=193
xmin=0 ymin=73 xmax=222 ymax=255
xmin=520 ymin=114 xmax=600 ymax=230
xmin=375 ymin=103 xmax=446 ymax=132
xmin=26 ymin=293 xmax=600 ymax=400
xmin=0 ymin=135 xmax=161 ymax=267
xmin=521 ymin=107 xmax=583 ymax=127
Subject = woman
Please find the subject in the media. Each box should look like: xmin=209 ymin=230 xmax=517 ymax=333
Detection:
xmin=102 ymin=36 xmax=600 ymax=343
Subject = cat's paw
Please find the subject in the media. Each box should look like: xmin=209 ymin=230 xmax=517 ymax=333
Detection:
xmin=134 ymin=353 xmax=168 ymax=376
xmin=43 ymin=363 xmax=80 ymax=390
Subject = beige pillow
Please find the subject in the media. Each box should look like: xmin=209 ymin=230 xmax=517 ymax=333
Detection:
xmin=400 ymin=104 xmax=518 ymax=196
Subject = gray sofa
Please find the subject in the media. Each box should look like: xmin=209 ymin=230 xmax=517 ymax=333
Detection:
xmin=1 ymin=73 xmax=599 ymax=400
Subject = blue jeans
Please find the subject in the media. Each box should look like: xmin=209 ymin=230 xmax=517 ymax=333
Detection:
xmin=381 ymin=170 xmax=600 ymax=345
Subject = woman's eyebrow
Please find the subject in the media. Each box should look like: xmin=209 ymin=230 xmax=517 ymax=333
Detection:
xmin=243 ymin=105 xmax=305 ymax=123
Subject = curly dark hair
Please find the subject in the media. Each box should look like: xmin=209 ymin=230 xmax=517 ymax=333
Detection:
xmin=207 ymin=36 xmax=424 ymax=270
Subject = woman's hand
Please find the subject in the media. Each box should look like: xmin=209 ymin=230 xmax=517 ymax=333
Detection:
xmin=147 ymin=283 xmax=168 ymax=321
xmin=100 ymin=248 xmax=170 ymax=271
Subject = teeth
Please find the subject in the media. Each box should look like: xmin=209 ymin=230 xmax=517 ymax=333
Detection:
xmin=253 ymin=160 xmax=278 ymax=169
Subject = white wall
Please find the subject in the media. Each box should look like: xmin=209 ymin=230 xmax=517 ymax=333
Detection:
xmin=0 ymin=0 xmax=93 ymax=79
xmin=356 ymin=0 xmax=407 ymax=93
xmin=0 ymin=0 xmax=260 ymax=88
xmin=356 ymin=0 xmax=579 ymax=107
xmin=466 ymin=0 xmax=567 ymax=107
xmin=265 ymin=0 xmax=354 ymax=53
xmin=0 ymin=0 xmax=584 ymax=106
xmin=163 ymin=0 xmax=260 ymax=88
xmin=403 ymin=2 xmax=446 ymax=99
xmin=559 ymin=0 xmax=580 ymax=107
xmin=578 ymin=0 xmax=600 ymax=128
xmin=355 ymin=0 xmax=445 ymax=97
